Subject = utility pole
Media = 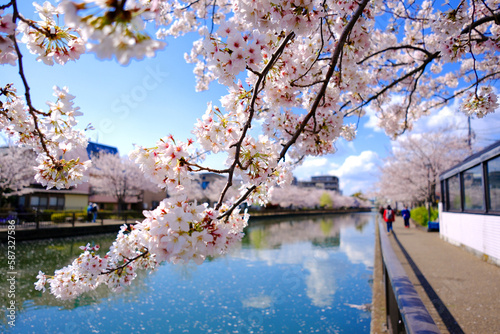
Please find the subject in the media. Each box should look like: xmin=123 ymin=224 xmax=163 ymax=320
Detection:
xmin=426 ymin=164 xmax=432 ymax=223
xmin=468 ymin=115 xmax=472 ymax=150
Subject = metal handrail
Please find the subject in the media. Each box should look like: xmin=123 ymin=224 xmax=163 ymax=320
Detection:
xmin=379 ymin=220 xmax=440 ymax=334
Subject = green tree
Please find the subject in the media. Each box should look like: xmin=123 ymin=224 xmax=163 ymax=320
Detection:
xmin=319 ymin=192 xmax=333 ymax=208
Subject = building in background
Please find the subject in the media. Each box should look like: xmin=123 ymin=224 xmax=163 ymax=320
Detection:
xmin=86 ymin=142 xmax=165 ymax=211
xmin=296 ymin=175 xmax=341 ymax=193
xmin=16 ymin=143 xmax=95 ymax=211
xmin=16 ymin=142 xmax=165 ymax=212
xmin=439 ymin=140 xmax=500 ymax=266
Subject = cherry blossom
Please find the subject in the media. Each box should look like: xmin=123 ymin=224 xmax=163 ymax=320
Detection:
xmin=0 ymin=145 xmax=36 ymax=200
xmin=17 ymin=1 xmax=85 ymax=65
xmin=35 ymin=196 xmax=248 ymax=299
xmin=0 ymin=0 xmax=497 ymax=298
xmin=90 ymin=152 xmax=158 ymax=209
xmin=376 ymin=129 xmax=472 ymax=204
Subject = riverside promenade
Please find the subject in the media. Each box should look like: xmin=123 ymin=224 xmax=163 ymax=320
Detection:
xmin=373 ymin=216 xmax=500 ymax=334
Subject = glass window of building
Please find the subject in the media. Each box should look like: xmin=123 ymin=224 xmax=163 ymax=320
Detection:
xmin=30 ymin=196 xmax=39 ymax=207
xmin=487 ymin=156 xmax=500 ymax=211
xmin=463 ymin=164 xmax=485 ymax=211
xmin=447 ymin=174 xmax=461 ymax=211
xmin=49 ymin=197 xmax=58 ymax=206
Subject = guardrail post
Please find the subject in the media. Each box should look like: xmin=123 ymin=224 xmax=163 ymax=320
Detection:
xmin=72 ymin=212 xmax=76 ymax=228
xmin=36 ymin=209 xmax=40 ymax=230
xmin=385 ymin=265 xmax=405 ymax=333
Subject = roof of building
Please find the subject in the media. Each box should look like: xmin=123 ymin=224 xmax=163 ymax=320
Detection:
xmin=440 ymin=139 xmax=500 ymax=180
xmin=86 ymin=142 xmax=119 ymax=157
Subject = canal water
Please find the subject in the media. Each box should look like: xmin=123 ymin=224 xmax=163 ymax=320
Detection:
xmin=1 ymin=212 xmax=375 ymax=333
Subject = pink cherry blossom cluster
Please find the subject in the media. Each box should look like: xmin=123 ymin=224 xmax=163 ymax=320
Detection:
xmin=193 ymin=102 xmax=242 ymax=154
xmin=60 ymin=0 xmax=166 ymax=65
xmin=0 ymin=0 xmax=498 ymax=300
xmin=17 ymin=1 xmax=85 ymax=65
xmin=139 ymin=196 xmax=248 ymax=265
xmin=35 ymin=197 xmax=248 ymax=299
xmin=1 ymin=84 xmax=90 ymax=189
xmin=461 ymin=87 xmax=499 ymax=119
xmin=129 ymin=135 xmax=195 ymax=193
xmin=35 ymin=224 xmax=155 ymax=299
xmin=35 ymin=246 xmax=109 ymax=299
xmin=0 ymin=10 xmax=17 ymax=65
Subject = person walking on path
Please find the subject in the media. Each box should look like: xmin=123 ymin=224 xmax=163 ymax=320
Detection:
xmin=91 ymin=203 xmax=98 ymax=223
xmin=383 ymin=205 xmax=395 ymax=235
xmin=87 ymin=203 xmax=93 ymax=223
xmin=401 ymin=206 xmax=410 ymax=228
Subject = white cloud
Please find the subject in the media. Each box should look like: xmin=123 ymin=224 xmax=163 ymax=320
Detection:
xmin=326 ymin=150 xmax=381 ymax=195
xmin=329 ymin=151 xmax=379 ymax=176
xmin=301 ymin=157 xmax=329 ymax=168
xmin=412 ymin=99 xmax=465 ymax=134
xmin=411 ymin=99 xmax=500 ymax=149
xmin=293 ymin=156 xmax=337 ymax=181
xmin=293 ymin=150 xmax=381 ymax=196
xmin=363 ymin=106 xmax=383 ymax=132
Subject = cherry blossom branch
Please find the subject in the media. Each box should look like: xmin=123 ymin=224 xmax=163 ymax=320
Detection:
xmin=460 ymin=12 xmax=500 ymax=35
xmin=10 ymin=3 xmax=57 ymax=166
xmin=214 ymin=31 xmax=296 ymax=212
xmin=422 ymin=70 xmax=500 ymax=113
xmin=279 ymin=0 xmax=371 ymax=161
xmin=343 ymin=51 xmax=439 ymax=116
xmin=290 ymin=17 xmax=326 ymax=87
xmin=467 ymin=1 xmax=481 ymax=98
xmin=101 ymin=249 xmax=150 ymax=275
xmin=1 ymin=2 xmax=12 ymax=11
xmin=216 ymin=0 xmax=369 ymax=218
xmin=398 ymin=67 xmax=425 ymax=135
xmin=357 ymin=45 xmax=434 ymax=64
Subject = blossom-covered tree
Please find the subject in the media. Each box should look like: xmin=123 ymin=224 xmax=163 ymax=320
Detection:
xmin=89 ymin=152 xmax=157 ymax=211
xmin=269 ymin=184 xmax=370 ymax=209
xmin=0 ymin=0 xmax=498 ymax=299
xmin=376 ymin=129 xmax=471 ymax=204
xmin=0 ymin=145 xmax=36 ymax=205
xmin=179 ymin=173 xmax=240 ymax=206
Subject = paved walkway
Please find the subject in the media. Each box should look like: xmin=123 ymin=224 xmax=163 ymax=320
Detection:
xmin=386 ymin=217 xmax=500 ymax=334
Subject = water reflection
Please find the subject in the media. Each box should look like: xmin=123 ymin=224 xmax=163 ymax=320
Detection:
xmin=239 ymin=213 xmax=373 ymax=310
xmin=1 ymin=212 xmax=374 ymax=333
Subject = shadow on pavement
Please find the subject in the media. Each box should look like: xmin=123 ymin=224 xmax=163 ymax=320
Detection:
xmin=392 ymin=232 xmax=465 ymax=334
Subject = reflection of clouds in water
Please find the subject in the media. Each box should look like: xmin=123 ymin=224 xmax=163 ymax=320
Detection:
xmin=341 ymin=242 xmax=374 ymax=268
xmin=236 ymin=244 xmax=339 ymax=308
xmin=236 ymin=242 xmax=315 ymax=265
xmin=339 ymin=226 xmax=375 ymax=268
xmin=232 ymin=214 xmax=374 ymax=308
xmin=304 ymin=258 xmax=337 ymax=307
xmin=241 ymin=294 xmax=273 ymax=309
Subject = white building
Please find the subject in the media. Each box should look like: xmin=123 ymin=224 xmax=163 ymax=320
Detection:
xmin=296 ymin=175 xmax=340 ymax=193
xmin=439 ymin=140 xmax=500 ymax=266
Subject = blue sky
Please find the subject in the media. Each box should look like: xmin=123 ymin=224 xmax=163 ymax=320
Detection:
xmin=3 ymin=4 xmax=500 ymax=196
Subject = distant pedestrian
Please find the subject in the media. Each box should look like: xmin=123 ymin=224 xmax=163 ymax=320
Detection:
xmin=379 ymin=206 xmax=385 ymax=217
xmin=91 ymin=203 xmax=98 ymax=223
xmin=401 ymin=206 xmax=410 ymax=228
xmin=87 ymin=203 xmax=93 ymax=223
xmin=383 ymin=205 xmax=395 ymax=235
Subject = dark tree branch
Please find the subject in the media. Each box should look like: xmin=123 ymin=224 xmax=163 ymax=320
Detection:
xmin=279 ymin=0 xmax=371 ymax=161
